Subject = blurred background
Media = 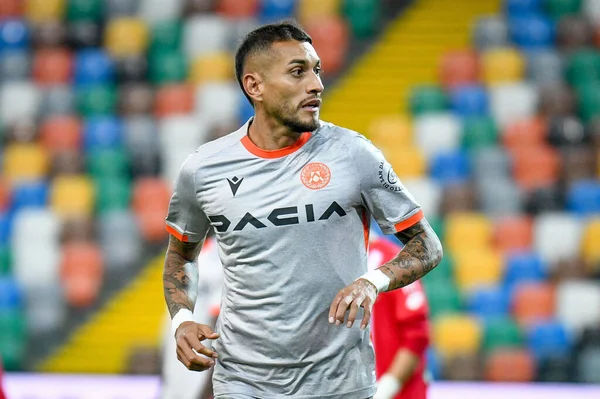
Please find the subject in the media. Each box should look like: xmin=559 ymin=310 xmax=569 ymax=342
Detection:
xmin=1 ymin=0 xmax=600 ymax=397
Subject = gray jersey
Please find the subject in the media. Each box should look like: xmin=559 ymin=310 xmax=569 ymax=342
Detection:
xmin=165 ymin=120 xmax=423 ymax=399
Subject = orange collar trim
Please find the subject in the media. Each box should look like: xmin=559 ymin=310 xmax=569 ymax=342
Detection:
xmin=241 ymin=132 xmax=311 ymax=159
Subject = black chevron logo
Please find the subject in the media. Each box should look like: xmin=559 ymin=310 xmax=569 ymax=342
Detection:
xmin=227 ymin=176 xmax=244 ymax=196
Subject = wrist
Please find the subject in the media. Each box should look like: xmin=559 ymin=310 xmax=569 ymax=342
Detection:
xmin=171 ymin=309 xmax=194 ymax=337
xmin=356 ymin=269 xmax=390 ymax=293
xmin=377 ymin=374 xmax=402 ymax=397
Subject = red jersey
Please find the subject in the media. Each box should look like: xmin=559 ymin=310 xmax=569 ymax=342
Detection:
xmin=369 ymin=237 xmax=430 ymax=399
xmin=0 ymin=355 xmax=6 ymax=399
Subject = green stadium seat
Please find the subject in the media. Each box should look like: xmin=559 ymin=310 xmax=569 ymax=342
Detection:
xmin=86 ymin=148 xmax=130 ymax=179
xmin=544 ymin=0 xmax=581 ymax=20
xmin=94 ymin=177 xmax=132 ymax=214
xmin=77 ymin=85 xmax=117 ymax=117
xmin=66 ymin=0 xmax=103 ymax=22
xmin=409 ymin=85 xmax=447 ymax=116
xmin=423 ymin=252 xmax=453 ymax=285
xmin=0 ymin=309 xmax=27 ymax=370
xmin=428 ymin=216 xmax=445 ymax=243
xmin=0 ymin=246 xmax=11 ymax=275
xmin=149 ymin=49 xmax=187 ymax=85
xmin=576 ymin=81 xmax=600 ymax=123
xmin=424 ymin=279 xmax=462 ymax=319
xmin=462 ymin=116 xmax=498 ymax=151
xmin=482 ymin=317 xmax=523 ymax=353
xmin=342 ymin=0 xmax=381 ymax=39
xmin=150 ymin=20 xmax=183 ymax=55
xmin=565 ymin=49 xmax=600 ymax=87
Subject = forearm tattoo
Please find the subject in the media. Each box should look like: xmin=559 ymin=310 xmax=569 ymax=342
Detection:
xmin=163 ymin=235 xmax=202 ymax=317
xmin=381 ymin=219 xmax=443 ymax=290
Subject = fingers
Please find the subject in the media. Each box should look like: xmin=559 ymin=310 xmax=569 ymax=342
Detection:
xmin=345 ymin=295 xmax=365 ymax=328
xmin=328 ymin=292 xmax=343 ymax=326
xmin=186 ymin=334 xmax=218 ymax=359
xmin=176 ymin=342 xmax=214 ymax=371
xmin=360 ymin=299 xmax=373 ymax=331
xmin=197 ymin=324 xmax=220 ymax=340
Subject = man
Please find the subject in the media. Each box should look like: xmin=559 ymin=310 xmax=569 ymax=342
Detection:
xmin=163 ymin=20 xmax=443 ymax=399
xmin=368 ymin=235 xmax=431 ymax=399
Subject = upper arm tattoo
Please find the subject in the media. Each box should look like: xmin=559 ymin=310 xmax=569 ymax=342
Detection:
xmin=163 ymin=235 xmax=203 ymax=317
xmin=379 ymin=219 xmax=443 ymax=290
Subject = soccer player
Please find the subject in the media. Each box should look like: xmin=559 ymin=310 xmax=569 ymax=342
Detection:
xmin=368 ymin=236 xmax=430 ymax=399
xmin=163 ymin=20 xmax=443 ymax=399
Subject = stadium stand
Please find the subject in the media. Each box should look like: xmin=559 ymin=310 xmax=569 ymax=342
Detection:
xmin=1 ymin=0 xmax=600 ymax=387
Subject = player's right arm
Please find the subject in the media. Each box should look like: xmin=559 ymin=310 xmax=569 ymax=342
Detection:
xmin=163 ymin=154 xmax=218 ymax=372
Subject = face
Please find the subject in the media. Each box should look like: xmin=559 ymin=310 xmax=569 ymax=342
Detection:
xmin=247 ymin=40 xmax=324 ymax=133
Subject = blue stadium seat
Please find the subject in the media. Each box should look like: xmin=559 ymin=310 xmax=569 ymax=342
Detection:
xmin=0 ymin=213 xmax=11 ymax=247
xmin=567 ymin=180 xmax=600 ymax=216
xmin=466 ymin=285 xmax=510 ymax=320
xmin=527 ymin=320 xmax=571 ymax=360
xmin=239 ymin=92 xmax=254 ymax=125
xmin=0 ymin=19 xmax=30 ymax=52
xmin=10 ymin=181 xmax=49 ymax=212
xmin=450 ymin=85 xmax=489 ymax=117
xmin=504 ymin=0 xmax=542 ymax=16
xmin=259 ymin=0 xmax=296 ymax=22
xmin=83 ymin=116 xmax=123 ymax=152
xmin=73 ymin=49 xmax=115 ymax=87
xmin=509 ymin=13 xmax=555 ymax=49
xmin=0 ymin=276 xmax=21 ymax=309
xmin=429 ymin=150 xmax=471 ymax=184
xmin=504 ymin=252 xmax=547 ymax=295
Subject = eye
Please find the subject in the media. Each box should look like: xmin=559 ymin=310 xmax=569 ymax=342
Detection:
xmin=291 ymin=69 xmax=304 ymax=77
xmin=314 ymin=66 xmax=322 ymax=75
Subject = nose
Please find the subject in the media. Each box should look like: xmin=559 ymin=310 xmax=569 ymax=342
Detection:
xmin=307 ymin=70 xmax=324 ymax=95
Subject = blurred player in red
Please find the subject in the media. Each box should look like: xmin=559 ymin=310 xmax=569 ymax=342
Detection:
xmin=0 ymin=355 xmax=7 ymax=399
xmin=369 ymin=235 xmax=431 ymax=399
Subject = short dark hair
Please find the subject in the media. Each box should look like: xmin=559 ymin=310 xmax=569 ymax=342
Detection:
xmin=234 ymin=20 xmax=312 ymax=105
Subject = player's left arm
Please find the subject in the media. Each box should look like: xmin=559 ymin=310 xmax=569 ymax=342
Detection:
xmin=379 ymin=218 xmax=443 ymax=290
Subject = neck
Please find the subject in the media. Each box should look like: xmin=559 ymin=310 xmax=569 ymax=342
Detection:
xmin=247 ymin=113 xmax=304 ymax=151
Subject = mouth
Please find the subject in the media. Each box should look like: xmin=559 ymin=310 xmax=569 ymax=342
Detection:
xmin=301 ymin=98 xmax=321 ymax=112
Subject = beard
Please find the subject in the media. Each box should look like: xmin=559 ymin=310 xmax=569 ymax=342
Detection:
xmin=269 ymin=100 xmax=320 ymax=133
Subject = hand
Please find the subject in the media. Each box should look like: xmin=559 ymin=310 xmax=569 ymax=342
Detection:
xmin=175 ymin=321 xmax=220 ymax=372
xmin=328 ymin=278 xmax=377 ymax=330
xmin=374 ymin=374 xmax=402 ymax=399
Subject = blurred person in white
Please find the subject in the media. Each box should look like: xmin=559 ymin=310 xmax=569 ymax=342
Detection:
xmin=162 ymin=20 xmax=442 ymax=399
xmin=161 ymin=233 xmax=222 ymax=399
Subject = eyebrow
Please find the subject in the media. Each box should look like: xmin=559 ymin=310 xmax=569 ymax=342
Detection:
xmin=288 ymin=59 xmax=321 ymax=67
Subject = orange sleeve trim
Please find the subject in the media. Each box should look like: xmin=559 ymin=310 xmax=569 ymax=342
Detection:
xmin=165 ymin=224 xmax=189 ymax=242
xmin=361 ymin=208 xmax=370 ymax=251
xmin=241 ymin=132 xmax=311 ymax=159
xmin=394 ymin=210 xmax=424 ymax=232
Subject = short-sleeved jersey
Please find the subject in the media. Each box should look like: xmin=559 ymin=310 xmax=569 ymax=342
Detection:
xmin=165 ymin=119 xmax=423 ymax=399
xmin=369 ymin=238 xmax=430 ymax=399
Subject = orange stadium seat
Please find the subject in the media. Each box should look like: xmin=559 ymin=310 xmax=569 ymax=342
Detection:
xmin=133 ymin=178 xmax=172 ymax=242
xmin=512 ymin=145 xmax=561 ymax=190
xmin=305 ymin=16 xmax=349 ymax=75
xmin=367 ymin=115 xmax=413 ymax=148
xmin=216 ymin=0 xmax=259 ymax=18
xmin=512 ymin=282 xmax=556 ymax=326
xmin=32 ymin=49 xmax=73 ymax=85
xmin=60 ymin=242 xmax=103 ymax=307
xmin=485 ymin=349 xmax=535 ymax=382
xmin=154 ymin=84 xmax=195 ymax=118
xmin=0 ymin=0 xmax=22 ymax=19
xmin=493 ymin=216 xmax=533 ymax=253
xmin=40 ymin=115 xmax=82 ymax=153
xmin=189 ymin=52 xmax=233 ymax=85
xmin=51 ymin=175 xmax=95 ymax=217
xmin=0 ymin=177 xmax=11 ymax=212
xmin=502 ymin=117 xmax=548 ymax=152
xmin=3 ymin=143 xmax=49 ymax=182
xmin=25 ymin=0 xmax=64 ymax=23
xmin=439 ymin=50 xmax=480 ymax=90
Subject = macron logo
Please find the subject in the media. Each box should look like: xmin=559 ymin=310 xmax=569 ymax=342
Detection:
xmin=227 ymin=176 xmax=244 ymax=196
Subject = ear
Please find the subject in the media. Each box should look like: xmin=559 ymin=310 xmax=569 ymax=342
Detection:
xmin=243 ymin=72 xmax=263 ymax=104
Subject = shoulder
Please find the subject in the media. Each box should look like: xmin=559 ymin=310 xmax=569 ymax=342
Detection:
xmin=182 ymin=126 xmax=245 ymax=171
xmin=316 ymin=120 xmax=379 ymax=155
